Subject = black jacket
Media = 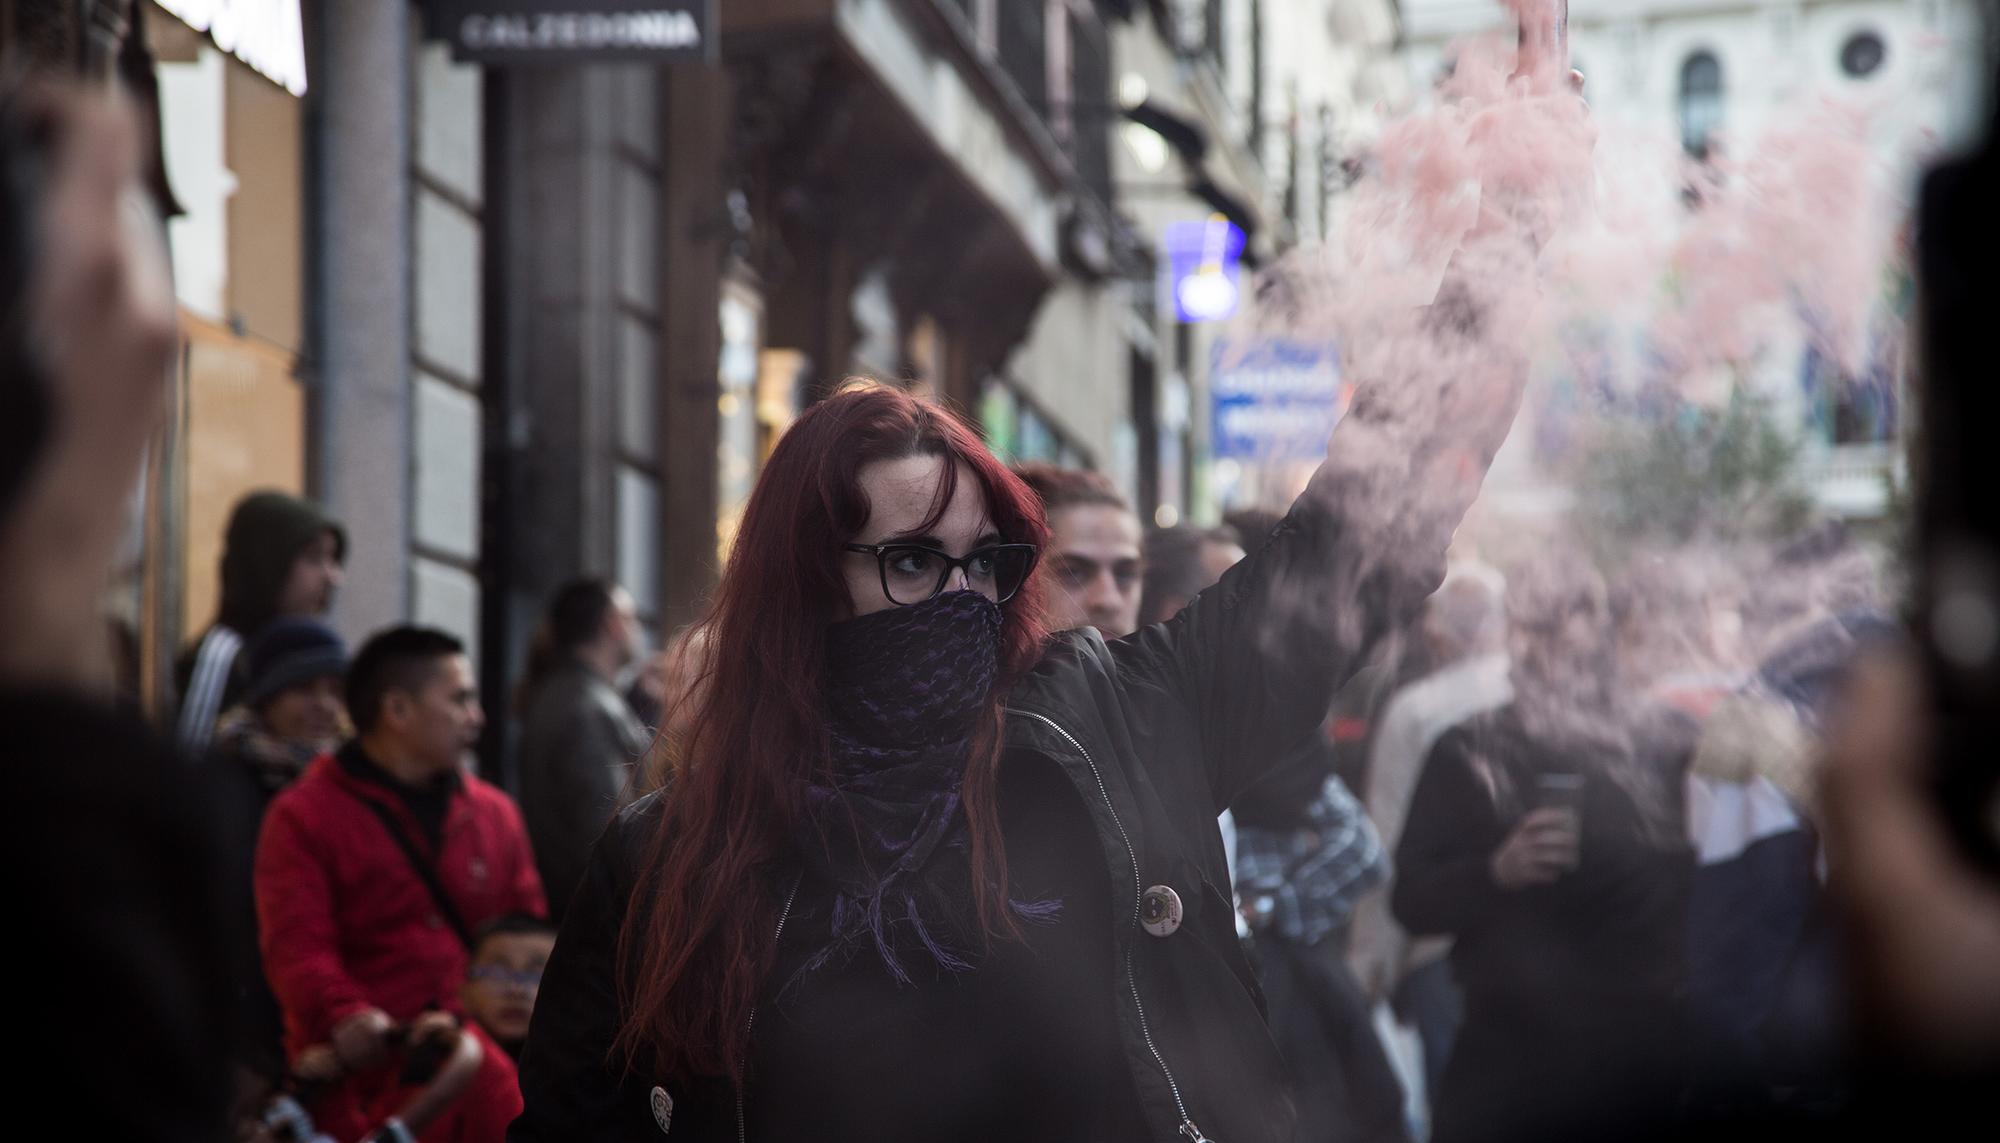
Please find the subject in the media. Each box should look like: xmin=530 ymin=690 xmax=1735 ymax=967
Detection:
xmin=512 ymin=467 xmax=1444 ymax=1143
xmin=4 ymin=686 xmax=237 ymax=1143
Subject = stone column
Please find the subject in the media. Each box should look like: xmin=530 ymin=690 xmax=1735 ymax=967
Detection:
xmin=313 ymin=0 xmax=412 ymax=640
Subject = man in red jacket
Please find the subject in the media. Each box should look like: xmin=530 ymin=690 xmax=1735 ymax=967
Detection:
xmin=256 ymin=626 xmax=546 ymax=1142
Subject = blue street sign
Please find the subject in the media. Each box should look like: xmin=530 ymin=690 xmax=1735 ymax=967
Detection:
xmin=1210 ymin=339 xmax=1345 ymax=461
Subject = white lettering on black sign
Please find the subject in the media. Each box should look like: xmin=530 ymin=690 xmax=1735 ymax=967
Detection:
xmin=460 ymin=10 xmax=702 ymax=52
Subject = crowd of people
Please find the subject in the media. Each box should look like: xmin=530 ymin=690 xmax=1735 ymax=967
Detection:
xmin=9 ymin=76 xmax=2000 ymax=1143
xmin=136 ymin=482 xmax=655 ymax=1141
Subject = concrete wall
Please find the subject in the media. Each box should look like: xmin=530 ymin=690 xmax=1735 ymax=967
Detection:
xmin=1005 ymin=279 xmax=1135 ymax=468
xmin=317 ymin=0 xmax=413 ymax=646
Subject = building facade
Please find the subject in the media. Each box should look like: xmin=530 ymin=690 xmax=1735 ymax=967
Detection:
xmin=1399 ymin=0 xmax=1994 ymax=522
xmin=4 ymin=1 xmax=1201 ymax=773
xmin=8 ymin=0 xmax=1409 ymax=771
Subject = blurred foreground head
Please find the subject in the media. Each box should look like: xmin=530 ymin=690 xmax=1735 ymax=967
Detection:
xmin=0 ymin=81 xmax=175 ymax=687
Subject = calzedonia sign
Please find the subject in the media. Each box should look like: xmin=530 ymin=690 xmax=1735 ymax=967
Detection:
xmin=430 ymin=0 xmax=716 ymax=63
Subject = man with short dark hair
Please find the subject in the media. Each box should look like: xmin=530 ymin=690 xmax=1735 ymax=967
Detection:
xmin=1013 ymin=462 xmax=1144 ymax=637
xmin=256 ymin=626 xmax=545 ymax=1142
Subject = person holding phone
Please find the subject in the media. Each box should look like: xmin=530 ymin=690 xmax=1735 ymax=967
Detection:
xmin=1392 ymin=554 xmax=1696 ymax=1143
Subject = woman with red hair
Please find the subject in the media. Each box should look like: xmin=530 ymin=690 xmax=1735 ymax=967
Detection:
xmin=513 ymin=376 xmax=1517 ymax=1143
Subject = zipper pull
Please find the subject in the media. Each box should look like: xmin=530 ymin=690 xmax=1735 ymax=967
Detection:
xmin=1178 ymin=1120 xmax=1213 ymax=1142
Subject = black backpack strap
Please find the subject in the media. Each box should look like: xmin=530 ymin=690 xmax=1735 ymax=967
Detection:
xmin=345 ymin=789 xmax=477 ymax=954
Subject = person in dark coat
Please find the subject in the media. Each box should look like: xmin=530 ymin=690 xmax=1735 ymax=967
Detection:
xmin=513 ymin=579 xmax=648 ymax=921
xmin=176 ymin=488 xmax=347 ymax=755
xmin=213 ymin=617 xmax=352 ymax=1082
xmin=1393 ymin=556 xmax=1696 ymax=1143
xmin=513 ymin=362 xmax=1524 ymax=1141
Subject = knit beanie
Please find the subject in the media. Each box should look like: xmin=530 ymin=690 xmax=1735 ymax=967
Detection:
xmin=240 ymin=617 xmax=349 ymax=710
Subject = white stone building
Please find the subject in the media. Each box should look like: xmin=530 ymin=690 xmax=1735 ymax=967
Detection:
xmin=1399 ymin=0 xmax=1994 ymax=521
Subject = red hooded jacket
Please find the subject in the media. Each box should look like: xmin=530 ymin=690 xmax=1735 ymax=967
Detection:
xmin=254 ymin=749 xmax=546 ymax=1057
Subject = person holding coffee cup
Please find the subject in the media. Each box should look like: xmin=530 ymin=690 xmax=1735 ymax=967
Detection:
xmin=1390 ymin=554 xmax=1696 ymax=1143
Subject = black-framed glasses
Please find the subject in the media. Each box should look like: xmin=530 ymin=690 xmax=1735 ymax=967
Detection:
xmin=844 ymin=543 xmax=1040 ymax=606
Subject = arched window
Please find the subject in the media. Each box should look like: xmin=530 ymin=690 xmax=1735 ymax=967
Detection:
xmin=1679 ymin=50 xmax=1724 ymax=158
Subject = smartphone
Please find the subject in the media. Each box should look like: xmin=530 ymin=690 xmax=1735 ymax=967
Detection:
xmin=1535 ymin=771 xmax=1585 ymax=869
xmin=1914 ymin=59 xmax=2000 ymax=876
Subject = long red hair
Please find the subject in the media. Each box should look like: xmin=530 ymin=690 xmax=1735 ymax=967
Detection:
xmin=614 ymin=383 xmax=1052 ymax=1080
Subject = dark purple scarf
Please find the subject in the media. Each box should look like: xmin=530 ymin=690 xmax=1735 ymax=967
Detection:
xmin=792 ymin=590 xmax=1055 ymax=985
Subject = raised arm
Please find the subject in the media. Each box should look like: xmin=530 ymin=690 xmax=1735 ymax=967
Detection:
xmin=1115 ymin=296 xmax=1533 ymax=812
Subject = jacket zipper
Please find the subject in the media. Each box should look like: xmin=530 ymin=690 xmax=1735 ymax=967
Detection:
xmin=1007 ymin=708 xmax=1212 ymax=1143
xmin=735 ymin=871 xmax=802 ymax=1143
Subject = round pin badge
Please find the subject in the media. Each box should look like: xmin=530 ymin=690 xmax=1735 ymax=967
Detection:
xmin=1141 ymin=884 xmax=1184 ymax=937
xmin=650 ymin=1085 xmax=674 ymax=1135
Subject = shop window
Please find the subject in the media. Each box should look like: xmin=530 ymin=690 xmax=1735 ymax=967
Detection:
xmin=978 ymin=379 xmax=1087 ymax=466
xmin=154 ymin=21 xmax=308 ymax=640
xmin=716 ymin=285 xmax=764 ymax=561
xmin=1803 ymin=344 xmax=1898 ymax=446
xmin=980 ymin=383 xmax=1021 ymax=459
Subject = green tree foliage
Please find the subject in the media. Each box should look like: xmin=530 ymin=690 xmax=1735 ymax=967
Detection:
xmin=1568 ymin=391 xmax=1816 ymax=556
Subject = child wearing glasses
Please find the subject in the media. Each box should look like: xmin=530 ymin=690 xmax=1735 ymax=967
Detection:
xmin=461 ymin=914 xmax=558 ymax=1061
